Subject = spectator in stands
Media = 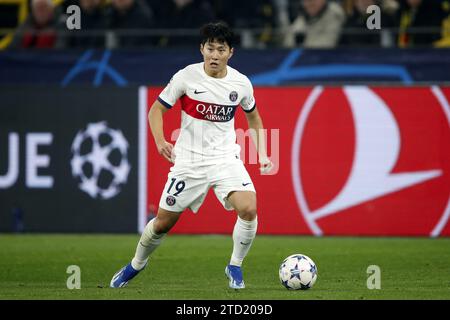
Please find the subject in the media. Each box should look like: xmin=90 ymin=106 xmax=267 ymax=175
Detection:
xmin=339 ymin=0 xmax=397 ymax=47
xmin=397 ymin=0 xmax=445 ymax=47
xmin=63 ymin=0 xmax=109 ymax=48
xmin=10 ymin=0 xmax=64 ymax=49
xmin=434 ymin=0 xmax=450 ymax=47
xmin=153 ymin=0 xmax=216 ymax=47
xmin=283 ymin=0 xmax=346 ymax=48
xmin=220 ymin=0 xmax=277 ymax=48
xmin=105 ymin=0 xmax=155 ymax=48
xmin=273 ymin=0 xmax=292 ymax=27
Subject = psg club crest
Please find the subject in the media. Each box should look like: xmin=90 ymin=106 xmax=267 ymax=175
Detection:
xmin=166 ymin=195 xmax=176 ymax=206
xmin=229 ymin=91 xmax=238 ymax=102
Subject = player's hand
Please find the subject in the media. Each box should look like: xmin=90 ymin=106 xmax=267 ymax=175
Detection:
xmin=259 ymin=157 xmax=274 ymax=175
xmin=157 ymin=141 xmax=175 ymax=163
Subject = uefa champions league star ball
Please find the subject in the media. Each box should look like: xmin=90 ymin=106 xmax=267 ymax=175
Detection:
xmin=279 ymin=254 xmax=318 ymax=290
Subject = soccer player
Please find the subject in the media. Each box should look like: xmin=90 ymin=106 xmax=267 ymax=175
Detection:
xmin=110 ymin=22 xmax=273 ymax=289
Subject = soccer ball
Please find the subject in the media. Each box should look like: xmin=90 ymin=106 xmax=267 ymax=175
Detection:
xmin=279 ymin=254 xmax=318 ymax=290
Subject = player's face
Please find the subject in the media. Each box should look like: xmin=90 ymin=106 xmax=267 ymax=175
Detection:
xmin=200 ymin=40 xmax=234 ymax=78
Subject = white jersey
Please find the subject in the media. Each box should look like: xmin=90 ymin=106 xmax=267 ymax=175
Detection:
xmin=158 ymin=62 xmax=256 ymax=164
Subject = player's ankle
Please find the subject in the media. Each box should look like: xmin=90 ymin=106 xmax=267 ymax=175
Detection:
xmin=131 ymin=258 xmax=147 ymax=271
xmin=229 ymin=258 xmax=242 ymax=267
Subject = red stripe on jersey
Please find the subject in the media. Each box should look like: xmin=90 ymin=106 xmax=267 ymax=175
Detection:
xmin=180 ymin=95 xmax=238 ymax=122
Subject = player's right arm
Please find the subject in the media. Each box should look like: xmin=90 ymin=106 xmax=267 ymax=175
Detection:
xmin=149 ymin=69 xmax=186 ymax=163
xmin=148 ymin=100 xmax=174 ymax=163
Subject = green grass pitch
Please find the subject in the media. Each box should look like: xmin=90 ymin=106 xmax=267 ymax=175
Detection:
xmin=0 ymin=234 xmax=449 ymax=300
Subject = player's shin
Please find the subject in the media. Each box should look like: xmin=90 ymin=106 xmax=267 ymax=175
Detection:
xmin=131 ymin=218 xmax=166 ymax=270
xmin=230 ymin=216 xmax=258 ymax=267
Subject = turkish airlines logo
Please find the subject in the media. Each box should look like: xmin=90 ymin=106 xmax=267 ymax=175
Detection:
xmin=292 ymin=86 xmax=450 ymax=237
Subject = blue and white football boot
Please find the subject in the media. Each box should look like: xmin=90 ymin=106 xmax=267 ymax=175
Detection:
xmin=225 ymin=264 xmax=245 ymax=289
xmin=110 ymin=263 xmax=144 ymax=288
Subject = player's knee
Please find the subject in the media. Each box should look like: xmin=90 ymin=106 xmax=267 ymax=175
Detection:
xmin=153 ymin=218 xmax=174 ymax=234
xmin=237 ymin=204 xmax=257 ymax=221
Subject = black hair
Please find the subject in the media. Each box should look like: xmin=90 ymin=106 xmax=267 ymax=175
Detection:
xmin=200 ymin=22 xmax=235 ymax=48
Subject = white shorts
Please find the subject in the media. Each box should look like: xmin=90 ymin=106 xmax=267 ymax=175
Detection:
xmin=158 ymin=158 xmax=256 ymax=213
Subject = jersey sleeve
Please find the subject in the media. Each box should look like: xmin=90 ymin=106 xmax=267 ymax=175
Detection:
xmin=240 ymin=77 xmax=256 ymax=113
xmin=157 ymin=69 xmax=186 ymax=109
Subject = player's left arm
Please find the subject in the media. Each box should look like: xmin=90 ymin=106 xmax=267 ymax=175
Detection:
xmin=245 ymin=107 xmax=273 ymax=175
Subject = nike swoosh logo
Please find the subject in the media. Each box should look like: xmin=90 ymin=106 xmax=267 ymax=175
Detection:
xmin=240 ymin=241 xmax=250 ymax=245
xmin=194 ymin=89 xmax=207 ymax=94
xmin=242 ymin=183 xmax=252 ymax=186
